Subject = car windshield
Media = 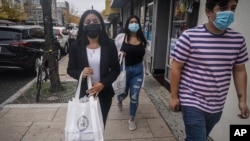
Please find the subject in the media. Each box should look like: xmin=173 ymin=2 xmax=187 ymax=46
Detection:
xmin=0 ymin=30 xmax=22 ymax=40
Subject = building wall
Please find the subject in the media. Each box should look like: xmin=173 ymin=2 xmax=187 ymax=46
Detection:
xmin=197 ymin=1 xmax=250 ymax=141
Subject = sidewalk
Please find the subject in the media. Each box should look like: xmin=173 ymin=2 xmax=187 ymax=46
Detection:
xmin=0 ymin=55 xmax=180 ymax=141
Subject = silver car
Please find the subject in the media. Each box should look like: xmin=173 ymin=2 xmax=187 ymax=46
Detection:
xmin=53 ymin=26 xmax=69 ymax=55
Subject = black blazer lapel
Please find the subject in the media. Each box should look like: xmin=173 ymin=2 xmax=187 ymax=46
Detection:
xmin=79 ymin=45 xmax=89 ymax=68
xmin=100 ymin=46 xmax=107 ymax=78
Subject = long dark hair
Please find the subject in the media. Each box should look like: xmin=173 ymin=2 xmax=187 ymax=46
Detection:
xmin=124 ymin=15 xmax=147 ymax=47
xmin=76 ymin=9 xmax=110 ymax=46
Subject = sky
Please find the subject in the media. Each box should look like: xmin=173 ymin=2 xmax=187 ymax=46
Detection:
xmin=57 ymin=0 xmax=106 ymax=16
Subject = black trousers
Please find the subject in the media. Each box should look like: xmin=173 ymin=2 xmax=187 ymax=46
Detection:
xmin=99 ymin=96 xmax=112 ymax=128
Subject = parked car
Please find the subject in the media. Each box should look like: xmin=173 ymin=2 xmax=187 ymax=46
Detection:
xmin=0 ymin=25 xmax=61 ymax=76
xmin=53 ymin=26 xmax=69 ymax=55
xmin=69 ymin=28 xmax=78 ymax=39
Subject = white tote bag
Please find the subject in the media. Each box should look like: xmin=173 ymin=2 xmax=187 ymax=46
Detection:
xmin=112 ymin=52 xmax=126 ymax=96
xmin=65 ymin=74 xmax=104 ymax=141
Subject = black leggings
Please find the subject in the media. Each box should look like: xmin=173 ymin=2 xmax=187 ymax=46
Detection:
xmin=99 ymin=96 xmax=112 ymax=128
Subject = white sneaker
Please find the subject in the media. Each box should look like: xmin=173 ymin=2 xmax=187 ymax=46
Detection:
xmin=128 ymin=120 xmax=137 ymax=131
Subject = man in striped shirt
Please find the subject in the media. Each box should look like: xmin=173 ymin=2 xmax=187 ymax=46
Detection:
xmin=170 ymin=0 xmax=249 ymax=140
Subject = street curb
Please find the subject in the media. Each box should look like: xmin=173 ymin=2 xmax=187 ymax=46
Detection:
xmin=0 ymin=78 xmax=36 ymax=108
xmin=3 ymin=103 xmax=68 ymax=108
xmin=0 ymin=55 xmax=68 ymax=108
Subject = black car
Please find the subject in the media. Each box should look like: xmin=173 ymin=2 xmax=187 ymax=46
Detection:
xmin=0 ymin=25 xmax=61 ymax=76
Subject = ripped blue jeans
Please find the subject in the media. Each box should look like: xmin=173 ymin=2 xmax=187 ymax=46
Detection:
xmin=117 ymin=62 xmax=144 ymax=118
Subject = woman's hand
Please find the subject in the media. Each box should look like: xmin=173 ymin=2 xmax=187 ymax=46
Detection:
xmin=86 ymin=82 xmax=104 ymax=97
xmin=82 ymin=67 xmax=93 ymax=78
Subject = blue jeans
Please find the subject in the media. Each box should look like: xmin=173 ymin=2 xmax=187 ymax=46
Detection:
xmin=181 ymin=106 xmax=222 ymax=141
xmin=117 ymin=62 xmax=144 ymax=118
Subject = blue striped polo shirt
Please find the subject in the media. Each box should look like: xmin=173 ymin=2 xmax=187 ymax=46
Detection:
xmin=171 ymin=24 xmax=249 ymax=113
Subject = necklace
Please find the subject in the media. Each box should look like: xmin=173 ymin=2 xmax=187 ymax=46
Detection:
xmin=89 ymin=49 xmax=95 ymax=57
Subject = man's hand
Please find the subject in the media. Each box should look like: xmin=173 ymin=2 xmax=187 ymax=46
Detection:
xmin=238 ymin=102 xmax=250 ymax=119
xmin=170 ymin=96 xmax=180 ymax=112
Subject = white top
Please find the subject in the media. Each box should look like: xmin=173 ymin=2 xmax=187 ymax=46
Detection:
xmin=86 ymin=47 xmax=101 ymax=84
xmin=114 ymin=33 xmax=126 ymax=52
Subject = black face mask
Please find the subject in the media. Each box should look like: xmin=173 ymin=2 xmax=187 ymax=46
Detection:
xmin=83 ymin=24 xmax=101 ymax=38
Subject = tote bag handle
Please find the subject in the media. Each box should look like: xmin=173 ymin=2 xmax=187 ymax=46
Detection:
xmin=87 ymin=76 xmax=103 ymax=141
xmin=74 ymin=72 xmax=83 ymax=102
xmin=74 ymin=73 xmax=93 ymax=102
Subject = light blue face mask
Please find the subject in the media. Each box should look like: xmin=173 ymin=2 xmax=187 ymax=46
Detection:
xmin=128 ymin=23 xmax=140 ymax=32
xmin=213 ymin=11 xmax=234 ymax=30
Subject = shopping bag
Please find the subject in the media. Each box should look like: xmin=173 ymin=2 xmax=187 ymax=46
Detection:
xmin=112 ymin=52 xmax=126 ymax=96
xmin=65 ymin=74 xmax=104 ymax=141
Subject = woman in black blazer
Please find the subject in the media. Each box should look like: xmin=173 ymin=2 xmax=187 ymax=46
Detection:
xmin=67 ymin=9 xmax=120 ymax=127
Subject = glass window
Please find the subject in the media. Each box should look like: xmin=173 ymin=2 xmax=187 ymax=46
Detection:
xmin=165 ymin=0 xmax=200 ymax=82
xmin=0 ymin=29 xmax=22 ymax=40
xmin=29 ymin=28 xmax=44 ymax=38
xmin=168 ymin=0 xmax=188 ymax=64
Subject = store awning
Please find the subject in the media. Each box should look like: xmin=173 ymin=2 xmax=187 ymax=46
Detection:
xmin=110 ymin=0 xmax=130 ymax=8
xmin=105 ymin=0 xmax=120 ymax=15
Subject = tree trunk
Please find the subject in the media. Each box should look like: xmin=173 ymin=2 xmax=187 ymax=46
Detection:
xmin=40 ymin=0 xmax=63 ymax=92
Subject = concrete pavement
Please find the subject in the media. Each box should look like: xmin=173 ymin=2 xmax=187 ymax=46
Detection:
xmin=0 ymin=55 xmax=179 ymax=141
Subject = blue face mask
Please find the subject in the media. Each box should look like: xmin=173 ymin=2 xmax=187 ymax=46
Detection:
xmin=213 ymin=11 xmax=234 ymax=30
xmin=128 ymin=23 xmax=140 ymax=32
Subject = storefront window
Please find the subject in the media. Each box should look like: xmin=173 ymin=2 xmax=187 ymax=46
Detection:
xmin=169 ymin=0 xmax=189 ymax=63
xmin=165 ymin=0 xmax=199 ymax=83
xmin=143 ymin=2 xmax=153 ymax=41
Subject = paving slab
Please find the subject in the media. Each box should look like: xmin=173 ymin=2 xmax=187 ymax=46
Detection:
xmin=0 ymin=108 xmax=9 ymax=118
xmin=104 ymin=119 xmax=153 ymax=140
xmin=53 ymin=107 xmax=67 ymax=122
xmin=0 ymin=121 xmax=32 ymax=141
xmin=0 ymin=107 xmax=58 ymax=122
xmin=22 ymin=122 xmax=65 ymax=141
xmin=132 ymin=138 xmax=177 ymax=141
xmin=146 ymin=118 xmax=174 ymax=138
